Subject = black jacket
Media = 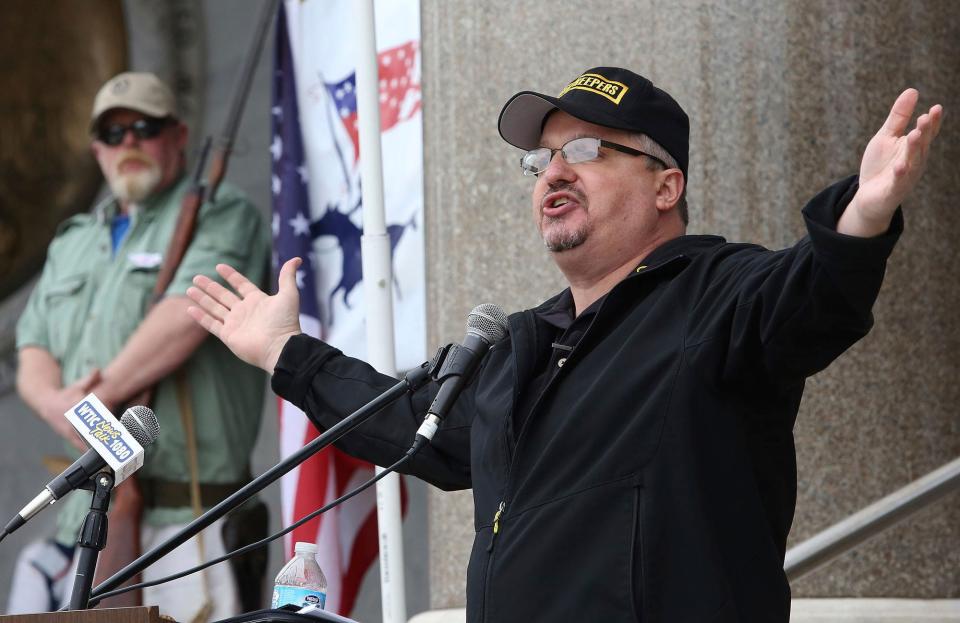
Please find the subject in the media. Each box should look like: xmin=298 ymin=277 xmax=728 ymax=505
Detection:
xmin=273 ymin=177 xmax=902 ymax=622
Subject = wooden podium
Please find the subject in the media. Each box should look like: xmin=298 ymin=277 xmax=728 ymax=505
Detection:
xmin=0 ymin=607 xmax=162 ymax=623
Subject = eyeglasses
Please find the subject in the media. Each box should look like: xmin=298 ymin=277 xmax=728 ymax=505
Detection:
xmin=520 ymin=136 xmax=668 ymax=177
xmin=95 ymin=117 xmax=172 ymax=146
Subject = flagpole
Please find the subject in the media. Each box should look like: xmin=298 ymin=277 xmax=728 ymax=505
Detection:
xmin=353 ymin=2 xmax=407 ymax=623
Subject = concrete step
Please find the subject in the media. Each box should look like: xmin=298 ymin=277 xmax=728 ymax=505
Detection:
xmin=791 ymin=599 xmax=960 ymax=622
xmin=408 ymin=608 xmax=464 ymax=623
xmin=407 ymin=600 xmax=960 ymax=622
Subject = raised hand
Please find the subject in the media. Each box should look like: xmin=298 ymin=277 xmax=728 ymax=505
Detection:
xmin=839 ymin=88 xmax=944 ymax=237
xmin=187 ymin=257 xmax=303 ymax=372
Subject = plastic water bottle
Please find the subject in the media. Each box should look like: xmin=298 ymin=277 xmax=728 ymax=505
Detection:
xmin=271 ymin=541 xmax=328 ymax=610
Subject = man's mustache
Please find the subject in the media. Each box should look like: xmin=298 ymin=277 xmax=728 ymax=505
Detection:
xmin=114 ymin=150 xmax=158 ymax=173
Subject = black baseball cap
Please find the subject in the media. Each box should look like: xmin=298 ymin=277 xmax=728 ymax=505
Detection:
xmin=498 ymin=67 xmax=689 ymax=178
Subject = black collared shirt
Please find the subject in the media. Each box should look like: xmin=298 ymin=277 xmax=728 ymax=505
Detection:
xmin=509 ymin=242 xmax=694 ymax=436
xmin=512 ymin=288 xmax=604 ymax=435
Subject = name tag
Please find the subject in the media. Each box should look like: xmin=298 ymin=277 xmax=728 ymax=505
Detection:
xmin=128 ymin=251 xmax=163 ymax=269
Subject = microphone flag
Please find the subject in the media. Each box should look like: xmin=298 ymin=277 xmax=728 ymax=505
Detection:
xmin=64 ymin=393 xmax=145 ymax=485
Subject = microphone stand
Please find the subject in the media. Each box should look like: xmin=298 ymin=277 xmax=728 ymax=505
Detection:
xmin=86 ymin=361 xmax=433 ymax=608
xmin=69 ymin=471 xmax=115 ymax=610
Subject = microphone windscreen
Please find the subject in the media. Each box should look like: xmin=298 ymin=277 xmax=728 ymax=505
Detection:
xmin=120 ymin=406 xmax=160 ymax=447
xmin=467 ymin=304 xmax=509 ymax=343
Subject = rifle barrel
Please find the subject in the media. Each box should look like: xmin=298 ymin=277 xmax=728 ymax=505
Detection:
xmin=219 ymin=0 xmax=280 ymax=148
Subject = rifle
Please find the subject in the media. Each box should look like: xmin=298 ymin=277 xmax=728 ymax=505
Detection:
xmin=92 ymin=0 xmax=279 ymax=611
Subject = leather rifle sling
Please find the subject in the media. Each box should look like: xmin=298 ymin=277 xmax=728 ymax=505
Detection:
xmin=176 ymin=370 xmax=215 ymax=623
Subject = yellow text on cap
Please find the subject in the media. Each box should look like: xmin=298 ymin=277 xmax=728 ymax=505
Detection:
xmin=559 ymin=73 xmax=629 ymax=105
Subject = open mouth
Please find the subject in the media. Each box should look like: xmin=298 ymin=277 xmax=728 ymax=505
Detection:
xmin=542 ymin=191 xmax=582 ymax=217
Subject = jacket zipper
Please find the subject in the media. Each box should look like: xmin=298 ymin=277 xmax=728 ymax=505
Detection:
xmin=486 ymin=501 xmax=505 ymax=552
xmin=480 ymin=500 xmax=506 ymax=622
xmin=482 ymin=313 xmax=536 ymax=621
xmin=486 ymin=305 xmax=605 ymax=546
xmin=494 ymin=298 xmax=609 ymax=536
xmin=630 ymin=484 xmax=644 ymax=623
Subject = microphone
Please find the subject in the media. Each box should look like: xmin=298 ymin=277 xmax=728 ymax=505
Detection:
xmin=1 ymin=398 xmax=159 ymax=542
xmin=416 ymin=304 xmax=509 ymax=444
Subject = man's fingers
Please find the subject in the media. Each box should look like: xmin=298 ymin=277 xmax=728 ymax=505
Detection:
xmin=74 ymin=367 xmax=101 ymax=391
xmin=889 ymin=127 xmax=923 ymax=178
xmin=191 ymin=274 xmax=242 ymax=310
xmin=928 ymin=106 xmax=944 ymax=145
xmin=186 ymin=286 xmax=231 ymax=321
xmin=910 ymin=105 xmax=944 ymax=166
xmin=278 ymin=257 xmax=302 ymax=294
xmin=217 ymin=263 xmax=261 ymax=297
xmin=81 ymin=369 xmax=101 ymax=392
xmin=214 ymin=263 xmax=240 ymax=281
xmin=880 ymin=88 xmax=919 ymax=137
xmin=931 ymin=104 xmax=944 ymax=136
xmin=923 ymin=105 xmax=944 ymax=144
xmin=186 ymin=305 xmax=222 ymax=338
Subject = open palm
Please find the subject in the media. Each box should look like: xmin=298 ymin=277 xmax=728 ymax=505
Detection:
xmin=846 ymin=89 xmax=943 ymax=233
xmin=187 ymin=258 xmax=303 ymax=372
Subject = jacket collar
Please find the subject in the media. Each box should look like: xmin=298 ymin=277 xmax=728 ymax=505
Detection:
xmin=630 ymin=234 xmax=726 ymax=274
xmin=528 ymin=234 xmax=727 ymax=318
xmin=510 ymin=234 xmax=728 ymax=407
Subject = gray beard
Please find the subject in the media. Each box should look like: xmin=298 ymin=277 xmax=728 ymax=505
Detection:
xmin=539 ymin=190 xmax=589 ymax=252
xmin=542 ymin=222 xmax=589 ymax=252
xmin=108 ymin=167 xmax=162 ymax=203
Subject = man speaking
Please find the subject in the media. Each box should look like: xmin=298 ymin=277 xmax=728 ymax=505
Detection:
xmin=186 ymin=67 xmax=942 ymax=622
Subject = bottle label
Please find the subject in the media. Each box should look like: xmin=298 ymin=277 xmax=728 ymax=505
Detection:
xmin=271 ymin=585 xmax=326 ymax=610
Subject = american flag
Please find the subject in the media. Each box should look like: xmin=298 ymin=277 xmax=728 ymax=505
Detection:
xmin=325 ymin=40 xmax=422 ymax=163
xmin=271 ymin=4 xmax=389 ymax=615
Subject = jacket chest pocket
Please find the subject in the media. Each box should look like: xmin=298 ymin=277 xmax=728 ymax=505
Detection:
xmin=112 ymin=264 xmax=162 ymax=335
xmin=44 ymin=274 xmax=90 ymax=359
xmin=127 ymin=260 xmax=162 ymax=300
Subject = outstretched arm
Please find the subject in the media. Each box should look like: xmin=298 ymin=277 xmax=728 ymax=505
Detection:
xmin=193 ymin=258 xmax=475 ymax=489
xmin=186 ymin=257 xmax=303 ymax=372
xmin=838 ymin=88 xmax=944 ymax=237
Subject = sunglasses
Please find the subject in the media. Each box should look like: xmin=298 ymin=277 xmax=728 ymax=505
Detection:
xmin=521 ymin=136 xmax=668 ymax=177
xmin=95 ymin=117 xmax=172 ymax=146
